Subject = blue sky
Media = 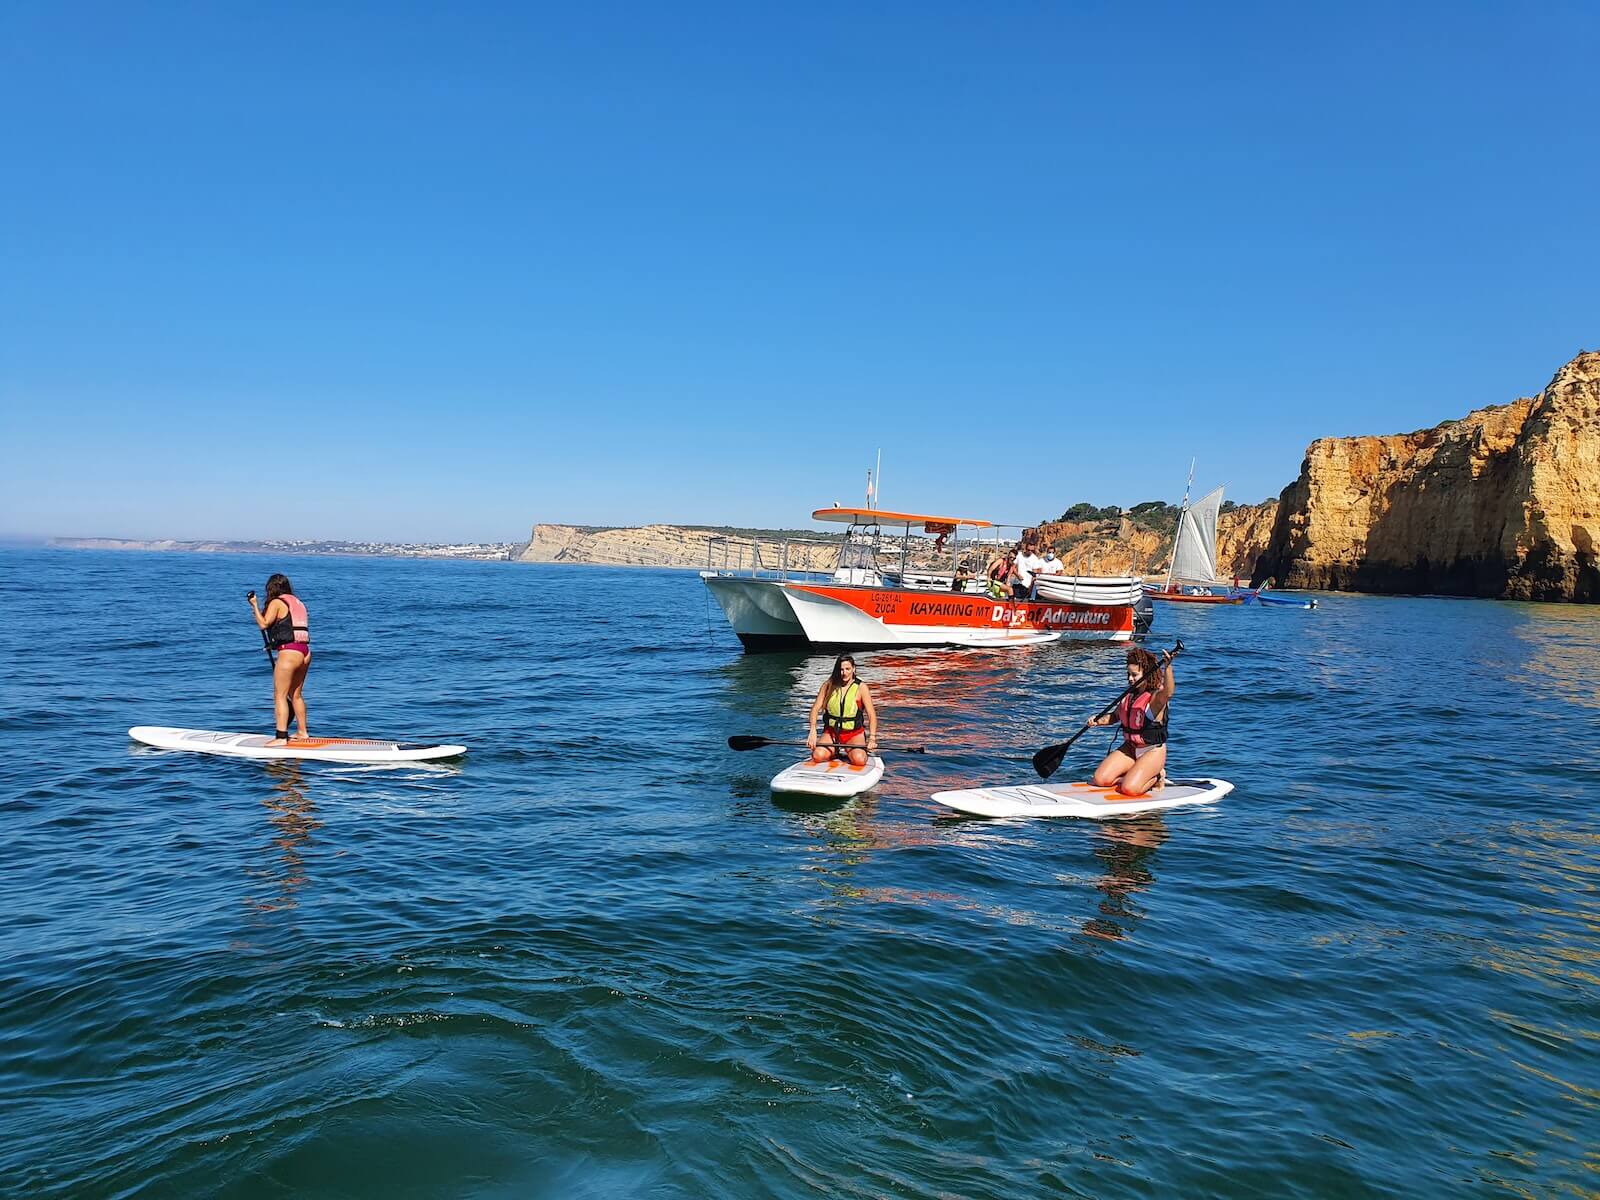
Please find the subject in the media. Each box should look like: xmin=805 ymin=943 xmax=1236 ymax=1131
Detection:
xmin=3 ymin=1 xmax=1595 ymax=541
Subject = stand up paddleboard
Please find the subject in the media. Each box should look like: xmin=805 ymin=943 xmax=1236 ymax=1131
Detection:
xmin=129 ymin=726 xmax=466 ymax=764
xmin=771 ymin=755 xmax=885 ymax=798
xmin=949 ymin=629 xmax=1061 ymax=648
xmin=931 ymin=777 xmax=1232 ymax=819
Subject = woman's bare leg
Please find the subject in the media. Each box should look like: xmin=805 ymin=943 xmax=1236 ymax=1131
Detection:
xmin=287 ymin=654 xmax=310 ymax=738
xmin=811 ymin=734 xmax=836 ymax=764
xmin=1093 ymin=747 xmax=1136 ymax=787
xmin=1117 ymin=747 xmax=1168 ymax=796
xmin=270 ymin=656 xmax=296 ymax=743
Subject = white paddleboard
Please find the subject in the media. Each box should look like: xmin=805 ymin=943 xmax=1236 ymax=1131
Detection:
xmin=949 ymin=630 xmax=1061 ymax=648
xmin=129 ymin=726 xmax=466 ymax=764
xmin=771 ymin=755 xmax=885 ymax=798
xmin=931 ymin=777 xmax=1232 ymax=819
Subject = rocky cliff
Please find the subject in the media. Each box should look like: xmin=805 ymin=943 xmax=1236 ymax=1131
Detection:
xmin=1035 ymin=502 xmax=1279 ymax=580
xmin=1254 ymin=351 xmax=1599 ymax=601
xmin=517 ymin=523 xmax=841 ymax=573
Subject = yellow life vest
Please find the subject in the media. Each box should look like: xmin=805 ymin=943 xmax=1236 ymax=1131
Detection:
xmin=823 ymin=681 xmax=864 ymax=734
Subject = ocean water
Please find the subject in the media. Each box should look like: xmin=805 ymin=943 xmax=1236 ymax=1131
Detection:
xmin=2 ymin=548 xmax=1597 ymax=1199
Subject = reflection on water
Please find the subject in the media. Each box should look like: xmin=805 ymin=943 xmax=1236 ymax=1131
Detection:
xmin=1507 ymin=603 xmax=1600 ymax=711
xmin=717 ymin=641 xmax=1111 ymax=743
xmin=243 ymin=761 xmax=320 ymax=913
xmin=1080 ymin=817 xmax=1168 ymax=942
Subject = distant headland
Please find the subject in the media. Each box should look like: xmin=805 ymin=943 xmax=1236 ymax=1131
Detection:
xmin=515 ymin=508 xmax=1279 ymax=580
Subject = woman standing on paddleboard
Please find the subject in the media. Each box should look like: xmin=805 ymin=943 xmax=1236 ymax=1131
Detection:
xmin=247 ymin=574 xmax=311 ymax=745
xmin=1088 ymin=646 xmax=1173 ymax=796
xmin=806 ymin=654 xmax=878 ymax=767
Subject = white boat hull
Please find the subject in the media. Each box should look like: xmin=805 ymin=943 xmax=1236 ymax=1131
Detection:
xmin=701 ymin=575 xmax=805 ymax=645
xmin=702 ymin=574 xmax=1134 ymax=651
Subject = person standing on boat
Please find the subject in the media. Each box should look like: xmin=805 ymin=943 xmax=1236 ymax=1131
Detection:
xmin=247 ymin=574 xmax=311 ymax=745
xmin=806 ymin=654 xmax=878 ymax=767
xmin=1039 ymin=545 xmax=1065 ymax=582
xmin=1013 ymin=534 xmax=1044 ymax=600
xmin=1087 ymin=646 xmax=1174 ymax=796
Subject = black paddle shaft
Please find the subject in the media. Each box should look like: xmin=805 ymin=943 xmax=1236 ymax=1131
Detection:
xmin=248 ymin=590 xmax=275 ymax=665
xmin=1031 ymin=640 xmax=1183 ymax=779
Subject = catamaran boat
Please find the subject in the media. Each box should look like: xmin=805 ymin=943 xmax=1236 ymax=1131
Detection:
xmin=702 ymin=506 xmax=1150 ymax=651
xmin=1145 ymin=483 xmax=1255 ymax=605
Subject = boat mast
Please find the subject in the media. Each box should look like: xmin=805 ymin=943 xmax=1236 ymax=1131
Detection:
xmin=1163 ymin=458 xmax=1195 ymax=593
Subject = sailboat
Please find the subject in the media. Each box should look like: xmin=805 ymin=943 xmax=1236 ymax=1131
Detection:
xmin=1145 ymin=476 xmax=1254 ymax=605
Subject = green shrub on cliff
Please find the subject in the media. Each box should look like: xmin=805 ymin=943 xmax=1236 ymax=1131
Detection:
xmin=1127 ymin=501 xmax=1179 ymax=536
xmin=1056 ymin=502 xmax=1122 ymax=523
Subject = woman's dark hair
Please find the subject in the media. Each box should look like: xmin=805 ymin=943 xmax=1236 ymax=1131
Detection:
xmin=265 ymin=573 xmax=295 ymax=604
xmin=1126 ymin=646 xmax=1162 ymax=689
xmin=822 ymin=654 xmax=858 ymax=705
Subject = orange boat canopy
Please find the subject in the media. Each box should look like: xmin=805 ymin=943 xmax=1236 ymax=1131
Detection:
xmin=811 ymin=506 xmax=994 ymax=531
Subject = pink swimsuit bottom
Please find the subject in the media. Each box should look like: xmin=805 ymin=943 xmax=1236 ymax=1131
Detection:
xmin=277 ymin=642 xmax=311 ymax=657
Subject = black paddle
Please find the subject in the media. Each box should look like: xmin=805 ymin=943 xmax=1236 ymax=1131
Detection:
xmin=1031 ymin=639 xmax=1183 ymax=780
xmin=728 ymin=735 xmax=926 ymax=754
xmin=247 ymin=590 xmax=275 ymax=665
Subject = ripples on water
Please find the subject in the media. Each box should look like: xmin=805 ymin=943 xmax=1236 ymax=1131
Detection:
xmin=1 ymin=551 xmax=1597 ymax=1198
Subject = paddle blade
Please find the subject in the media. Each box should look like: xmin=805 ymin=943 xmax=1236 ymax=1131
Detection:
xmin=727 ymin=735 xmax=772 ymax=751
xmin=1032 ymin=741 xmax=1071 ymax=779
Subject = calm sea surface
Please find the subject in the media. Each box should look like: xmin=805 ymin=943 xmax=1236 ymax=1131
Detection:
xmin=2 ymin=549 xmax=1597 ymax=1198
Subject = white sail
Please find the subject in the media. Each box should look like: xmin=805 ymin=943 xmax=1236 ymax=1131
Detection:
xmin=1169 ymin=485 xmax=1223 ymax=584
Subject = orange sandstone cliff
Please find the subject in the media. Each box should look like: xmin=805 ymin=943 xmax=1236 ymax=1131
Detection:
xmin=1254 ymin=351 xmax=1599 ymax=601
xmin=1035 ymin=502 xmax=1278 ymax=580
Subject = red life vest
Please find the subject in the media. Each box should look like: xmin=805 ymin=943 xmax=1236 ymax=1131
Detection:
xmin=266 ymin=594 xmax=310 ymax=649
xmin=1117 ymin=690 xmax=1168 ymax=747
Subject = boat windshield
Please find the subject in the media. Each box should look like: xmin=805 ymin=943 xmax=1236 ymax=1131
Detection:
xmin=832 ymin=529 xmax=884 ymax=585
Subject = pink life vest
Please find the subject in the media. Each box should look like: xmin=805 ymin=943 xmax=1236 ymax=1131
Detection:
xmin=1117 ymin=690 xmax=1168 ymax=747
xmin=266 ymin=594 xmax=310 ymax=649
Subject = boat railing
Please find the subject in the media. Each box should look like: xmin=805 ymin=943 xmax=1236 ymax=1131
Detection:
xmin=703 ymin=535 xmax=840 ymax=583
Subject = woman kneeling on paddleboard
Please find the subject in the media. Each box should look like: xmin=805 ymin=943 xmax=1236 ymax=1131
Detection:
xmin=1088 ymin=646 xmax=1174 ymax=796
xmin=247 ymin=574 xmax=311 ymax=745
xmin=806 ymin=654 xmax=878 ymax=767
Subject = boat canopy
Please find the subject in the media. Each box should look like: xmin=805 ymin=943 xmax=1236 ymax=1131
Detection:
xmin=811 ymin=506 xmax=993 ymax=531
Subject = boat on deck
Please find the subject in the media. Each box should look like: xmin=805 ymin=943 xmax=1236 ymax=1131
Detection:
xmin=1144 ymin=482 xmax=1256 ymax=605
xmin=702 ymin=506 xmax=1150 ymax=651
